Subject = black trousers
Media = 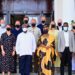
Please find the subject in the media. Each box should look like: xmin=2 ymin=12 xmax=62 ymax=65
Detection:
xmin=19 ymin=55 xmax=32 ymax=75
xmin=60 ymin=47 xmax=72 ymax=75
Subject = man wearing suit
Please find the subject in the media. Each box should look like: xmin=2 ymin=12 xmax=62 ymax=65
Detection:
xmin=37 ymin=16 xmax=46 ymax=34
xmin=22 ymin=16 xmax=30 ymax=28
xmin=58 ymin=22 xmax=74 ymax=75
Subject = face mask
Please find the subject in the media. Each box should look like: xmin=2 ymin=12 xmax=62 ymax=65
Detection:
xmin=58 ymin=23 xmax=62 ymax=26
xmin=1 ymin=24 xmax=5 ymax=28
xmin=15 ymin=25 xmax=20 ymax=28
xmin=6 ymin=28 xmax=11 ymax=31
xmin=73 ymin=26 xmax=75 ymax=29
xmin=63 ymin=27 xmax=68 ymax=32
xmin=22 ymin=28 xmax=27 ymax=33
xmin=42 ymin=21 xmax=45 ymax=24
xmin=24 ymin=20 xmax=28 ymax=24
xmin=51 ymin=24 xmax=56 ymax=28
xmin=43 ymin=30 xmax=48 ymax=34
xmin=32 ymin=23 xmax=36 ymax=27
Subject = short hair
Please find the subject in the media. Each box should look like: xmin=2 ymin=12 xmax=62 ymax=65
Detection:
xmin=15 ymin=20 xmax=20 ymax=25
xmin=63 ymin=22 xmax=68 ymax=26
xmin=6 ymin=24 xmax=12 ymax=28
xmin=43 ymin=24 xmax=49 ymax=28
xmin=23 ymin=16 xmax=29 ymax=21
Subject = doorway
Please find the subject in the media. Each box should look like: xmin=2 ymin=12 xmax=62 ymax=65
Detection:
xmin=10 ymin=14 xmax=25 ymax=27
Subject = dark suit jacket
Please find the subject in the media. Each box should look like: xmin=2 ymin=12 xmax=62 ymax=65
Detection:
xmin=37 ymin=24 xmax=44 ymax=34
xmin=57 ymin=26 xmax=63 ymax=31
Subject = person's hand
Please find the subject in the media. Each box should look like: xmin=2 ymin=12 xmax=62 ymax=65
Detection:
xmin=12 ymin=51 xmax=15 ymax=56
xmin=2 ymin=50 xmax=5 ymax=56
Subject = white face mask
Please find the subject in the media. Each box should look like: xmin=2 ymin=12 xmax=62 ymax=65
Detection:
xmin=1 ymin=24 xmax=5 ymax=28
xmin=63 ymin=27 xmax=68 ymax=32
xmin=22 ymin=28 xmax=27 ymax=32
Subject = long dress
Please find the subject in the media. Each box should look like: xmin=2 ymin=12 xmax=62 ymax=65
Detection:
xmin=37 ymin=34 xmax=55 ymax=75
xmin=0 ymin=27 xmax=6 ymax=72
xmin=1 ymin=33 xmax=16 ymax=72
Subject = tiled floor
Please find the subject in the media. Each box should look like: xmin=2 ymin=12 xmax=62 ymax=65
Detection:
xmin=0 ymin=70 xmax=75 ymax=75
xmin=0 ymin=73 xmax=75 ymax=75
xmin=0 ymin=67 xmax=75 ymax=75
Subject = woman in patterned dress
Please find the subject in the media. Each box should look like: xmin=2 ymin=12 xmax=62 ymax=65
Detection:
xmin=37 ymin=25 xmax=55 ymax=75
xmin=1 ymin=24 xmax=16 ymax=75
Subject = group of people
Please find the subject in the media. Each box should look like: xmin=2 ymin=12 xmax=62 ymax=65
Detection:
xmin=0 ymin=16 xmax=75 ymax=75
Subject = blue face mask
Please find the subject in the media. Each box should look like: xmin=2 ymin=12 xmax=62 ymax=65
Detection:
xmin=63 ymin=27 xmax=68 ymax=32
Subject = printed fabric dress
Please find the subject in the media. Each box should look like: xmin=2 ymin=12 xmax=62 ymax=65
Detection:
xmin=37 ymin=34 xmax=55 ymax=75
xmin=1 ymin=33 xmax=16 ymax=72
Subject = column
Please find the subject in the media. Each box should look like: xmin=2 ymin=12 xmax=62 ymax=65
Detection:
xmin=54 ymin=0 xmax=75 ymax=24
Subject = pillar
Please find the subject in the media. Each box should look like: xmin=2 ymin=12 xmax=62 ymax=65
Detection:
xmin=54 ymin=0 xmax=75 ymax=24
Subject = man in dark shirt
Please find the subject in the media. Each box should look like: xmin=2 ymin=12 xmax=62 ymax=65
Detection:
xmin=11 ymin=20 xmax=22 ymax=39
xmin=11 ymin=20 xmax=22 ymax=73
xmin=22 ymin=16 xmax=30 ymax=28
xmin=37 ymin=16 xmax=46 ymax=34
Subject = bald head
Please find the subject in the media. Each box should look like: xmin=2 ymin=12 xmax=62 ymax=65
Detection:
xmin=58 ymin=19 xmax=62 ymax=23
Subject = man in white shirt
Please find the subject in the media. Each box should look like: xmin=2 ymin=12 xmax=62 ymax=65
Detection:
xmin=58 ymin=22 xmax=73 ymax=75
xmin=37 ymin=16 xmax=47 ymax=34
xmin=16 ymin=27 xmax=36 ymax=75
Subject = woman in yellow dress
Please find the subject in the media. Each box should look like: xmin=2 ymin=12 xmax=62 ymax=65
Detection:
xmin=48 ymin=21 xmax=59 ymax=51
xmin=37 ymin=25 xmax=55 ymax=75
xmin=48 ymin=21 xmax=59 ymax=75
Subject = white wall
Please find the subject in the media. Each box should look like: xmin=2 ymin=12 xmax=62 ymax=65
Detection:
xmin=62 ymin=0 xmax=75 ymax=23
xmin=54 ymin=0 xmax=75 ymax=24
xmin=54 ymin=0 xmax=63 ymax=23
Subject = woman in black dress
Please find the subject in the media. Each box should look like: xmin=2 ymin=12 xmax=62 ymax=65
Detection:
xmin=1 ymin=24 xmax=16 ymax=75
